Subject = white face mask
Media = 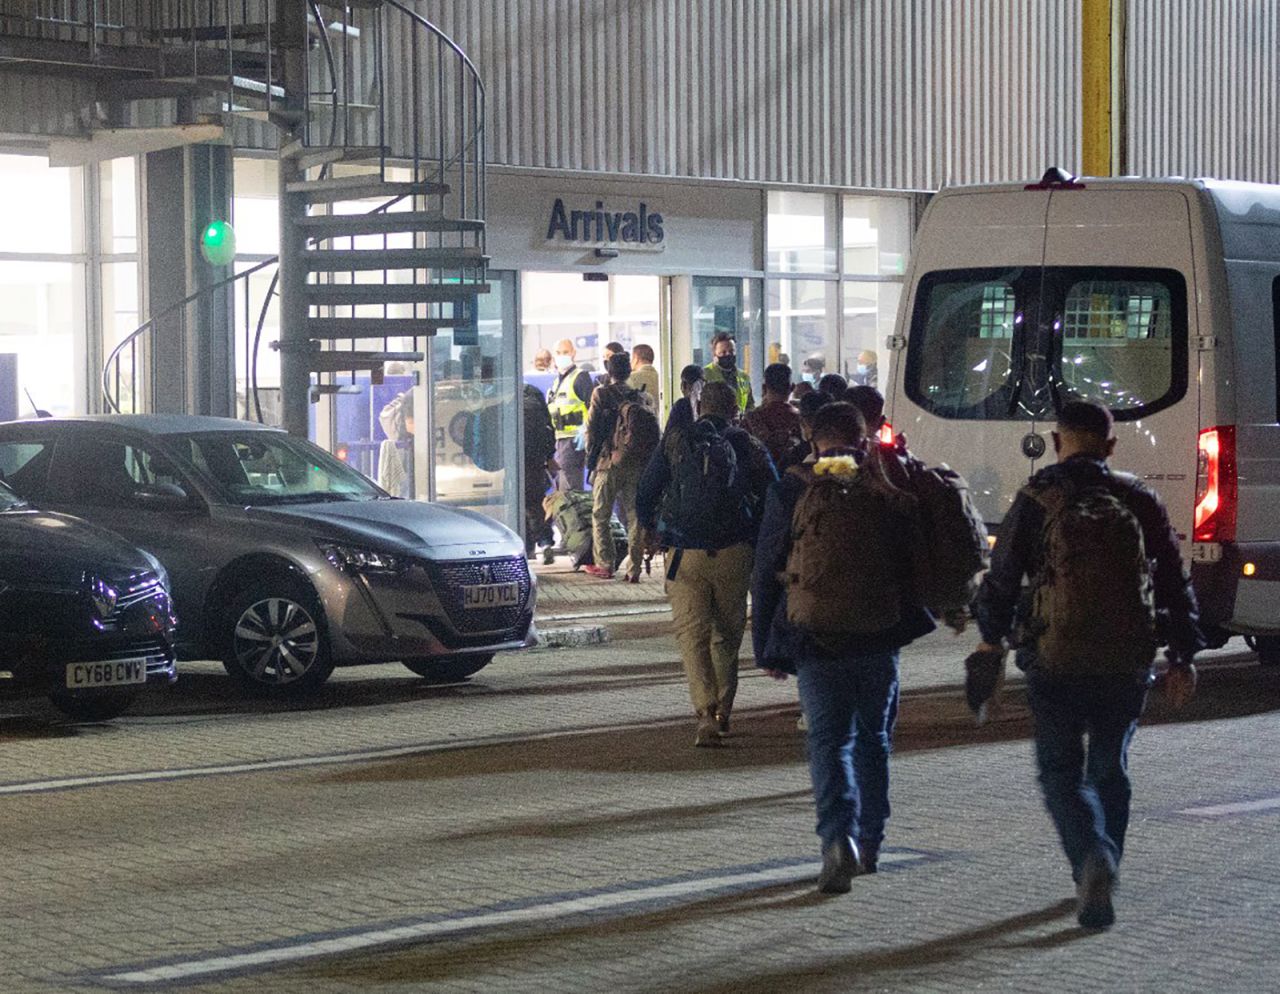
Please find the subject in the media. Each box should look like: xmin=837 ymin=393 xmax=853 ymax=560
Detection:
xmin=554 ymin=353 xmax=574 ymax=372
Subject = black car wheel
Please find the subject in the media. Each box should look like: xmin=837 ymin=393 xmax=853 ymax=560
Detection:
xmin=222 ymin=580 xmax=334 ymax=694
xmin=402 ymin=654 xmax=494 ymax=683
xmin=50 ymin=690 xmax=137 ymax=722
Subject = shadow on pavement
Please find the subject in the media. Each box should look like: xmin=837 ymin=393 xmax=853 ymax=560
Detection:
xmin=299 ymin=878 xmax=832 ymax=988
xmin=435 ymin=788 xmax=813 ymax=843
xmin=693 ymin=898 xmax=1083 ymax=994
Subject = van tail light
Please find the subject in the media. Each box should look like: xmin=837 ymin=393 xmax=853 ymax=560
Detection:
xmin=1194 ymin=425 xmax=1237 ymax=543
xmin=878 ymin=421 xmax=895 ymax=447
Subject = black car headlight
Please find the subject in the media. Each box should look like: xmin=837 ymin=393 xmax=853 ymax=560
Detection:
xmin=318 ymin=542 xmax=408 ymax=575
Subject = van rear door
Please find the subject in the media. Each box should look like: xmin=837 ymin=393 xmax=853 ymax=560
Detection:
xmin=892 ymin=184 xmax=1197 ymax=535
xmin=1041 ymin=188 xmax=1198 ymax=543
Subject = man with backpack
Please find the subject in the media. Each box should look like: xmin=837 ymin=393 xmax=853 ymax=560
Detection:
xmin=974 ymin=400 xmax=1202 ymax=929
xmin=743 ymin=362 xmax=803 ymax=468
xmin=585 ymin=351 xmax=659 ymax=581
xmin=753 ymin=402 xmax=934 ymax=893
xmin=637 ymin=381 xmax=777 ymax=746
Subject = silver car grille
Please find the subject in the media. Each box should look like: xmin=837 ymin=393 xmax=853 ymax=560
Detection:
xmin=426 ymin=557 xmax=532 ymax=640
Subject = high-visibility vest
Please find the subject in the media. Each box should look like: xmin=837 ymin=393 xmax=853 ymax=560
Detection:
xmin=704 ymin=363 xmax=755 ymax=413
xmin=547 ymin=368 xmax=589 ymax=440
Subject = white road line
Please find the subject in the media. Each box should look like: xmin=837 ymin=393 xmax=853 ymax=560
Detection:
xmin=1179 ymin=796 xmax=1280 ymax=817
xmin=99 ymin=853 xmax=925 ymax=986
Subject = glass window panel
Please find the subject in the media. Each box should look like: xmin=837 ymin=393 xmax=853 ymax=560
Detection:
xmin=841 ymin=281 xmax=901 ymax=391
xmin=0 ymin=154 xmax=80 ymax=254
xmin=102 ymin=261 xmax=139 ymax=354
xmin=235 ymin=261 xmax=281 ymax=422
xmin=767 ymin=191 xmax=836 ymax=274
xmin=233 ymin=157 xmax=279 ymax=256
xmin=431 ymin=271 xmax=519 ymax=524
xmin=100 ymin=157 xmax=138 ymax=255
xmin=0 ymin=260 xmax=82 ymax=417
xmin=693 ymin=277 xmax=762 ymax=381
xmin=842 ymin=195 xmax=911 ymax=276
xmin=905 ymin=266 xmax=1187 ymax=421
xmin=768 ymin=279 xmax=837 ymax=384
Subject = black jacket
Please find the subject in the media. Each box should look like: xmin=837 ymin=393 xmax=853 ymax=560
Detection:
xmin=974 ymin=455 xmax=1203 ymax=665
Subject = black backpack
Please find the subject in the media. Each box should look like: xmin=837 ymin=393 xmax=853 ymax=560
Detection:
xmin=657 ymin=420 xmax=748 ymax=549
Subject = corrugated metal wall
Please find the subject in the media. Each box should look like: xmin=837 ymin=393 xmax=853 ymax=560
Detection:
xmin=417 ymin=0 xmax=1082 ymax=190
xmin=1127 ymin=0 xmax=1280 ymax=183
xmin=0 ymin=70 xmax=93 ymax=137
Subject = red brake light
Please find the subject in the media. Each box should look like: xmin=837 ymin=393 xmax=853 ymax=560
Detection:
xmin=878 ymin=422 xmax=895 ymax=447
xmin=1194 ymin=426 xmax=1237 ymax=543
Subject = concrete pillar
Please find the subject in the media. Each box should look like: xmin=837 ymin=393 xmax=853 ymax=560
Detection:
xmin=144 ymin=144 xmax=235 ymax=416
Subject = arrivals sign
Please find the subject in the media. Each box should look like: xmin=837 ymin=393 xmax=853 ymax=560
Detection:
xmin=545 ymin=197 xmax=665 ymax=249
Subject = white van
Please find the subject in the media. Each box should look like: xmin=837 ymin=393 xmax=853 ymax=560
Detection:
xmin=885 ymin=168 xmax=1280 ymax=660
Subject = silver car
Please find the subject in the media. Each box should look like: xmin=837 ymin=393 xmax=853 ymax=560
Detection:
xmin=0 ymin=415 xmax=537 ymax=694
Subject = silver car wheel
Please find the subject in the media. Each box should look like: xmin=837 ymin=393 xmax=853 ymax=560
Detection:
xmin=233 ymin=597 xmax=320 ymax=685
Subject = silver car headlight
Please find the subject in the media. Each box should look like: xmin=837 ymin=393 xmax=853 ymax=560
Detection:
xmin=318 ymin=542 xmax=408 ymax=575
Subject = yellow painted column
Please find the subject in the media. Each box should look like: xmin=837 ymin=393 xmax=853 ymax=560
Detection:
xmin=1081 ymin=0 xmax=1125 ymax=176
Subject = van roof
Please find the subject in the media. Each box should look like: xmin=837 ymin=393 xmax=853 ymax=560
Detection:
xmin=932 ymin=173 xmax=1280 ymax=262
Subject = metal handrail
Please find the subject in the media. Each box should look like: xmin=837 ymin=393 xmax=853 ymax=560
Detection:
xmin=102 ymin=256 xmax=277 ymax=414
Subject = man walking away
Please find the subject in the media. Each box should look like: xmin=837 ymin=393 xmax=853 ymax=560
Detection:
xmin=546 ymin=339 xmax=595 ymax=495
xmin=703 ymin=333 xmax=756 ymax=414
xmin=743 ymin=362 xmax=803 ymax=468
xmin=638 ymin=381 xmax=776 ymax=746
xmin=585 ymin=352 xmax=658 ymax=581
xmin=974 ymin=400 xmax=1202 ymax=929
xmin=629 ymin=343 xmax=661 ymax=409
xmin=522 ymin=384 xmax=558 ymax=563
xmin=753 ymin=402 xmax=934 ymax=893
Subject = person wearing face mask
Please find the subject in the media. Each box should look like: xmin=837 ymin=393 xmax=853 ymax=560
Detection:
xmin=546 ymin=338 xmax=595 ymax=493
xmin=703 ymin=333 xmax=756 ymax=414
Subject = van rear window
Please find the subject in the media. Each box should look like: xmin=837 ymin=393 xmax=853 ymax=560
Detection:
xmin=904 ymin=266 xmax=1188 ymax=421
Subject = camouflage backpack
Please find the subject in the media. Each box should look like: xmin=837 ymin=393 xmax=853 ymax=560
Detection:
xmin=864 ymin=446 xmax=990 ymax=613
xmin=1021 ymin=473 xmax=1158 ymax=675
xmin=784 ymin=463 xmax=918 ymax=636
xmin=609 ymin=392 xmax=660 ymax=470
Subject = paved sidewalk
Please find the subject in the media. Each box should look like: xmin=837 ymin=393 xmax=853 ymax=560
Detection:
xmin=534 ymin=558 xmax=670 ymax=621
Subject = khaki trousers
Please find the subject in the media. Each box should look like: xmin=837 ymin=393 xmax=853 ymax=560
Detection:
xmin=591 ymin=463 xmax=642 ymax=578
xmin=665 ymin=542 xmax=754 ymax=718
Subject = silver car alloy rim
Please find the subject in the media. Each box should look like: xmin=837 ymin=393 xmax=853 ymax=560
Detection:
xmin=233 ymin=597 xmax=319 ymax=684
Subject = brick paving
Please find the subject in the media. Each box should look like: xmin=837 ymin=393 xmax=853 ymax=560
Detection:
xmin=0 ymin=629 xmax=1276 ymax=993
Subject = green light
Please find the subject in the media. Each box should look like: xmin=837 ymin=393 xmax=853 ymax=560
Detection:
xmin=199 ymin=219 xmax=237 ymax=266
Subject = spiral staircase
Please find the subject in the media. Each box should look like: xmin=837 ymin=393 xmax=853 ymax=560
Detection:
xmin=95 ymin=0 xmax=487 ymax=432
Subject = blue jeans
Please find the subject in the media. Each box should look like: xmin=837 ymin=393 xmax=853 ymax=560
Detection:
xmin=796 ymin=651 xmax=900 ymax=849
xmin=1026 ymin=673 xmax=1149 ymax=878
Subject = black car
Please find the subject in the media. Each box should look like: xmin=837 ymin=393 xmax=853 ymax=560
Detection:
xmin=0 ymin=479 xmax=176 ymax=721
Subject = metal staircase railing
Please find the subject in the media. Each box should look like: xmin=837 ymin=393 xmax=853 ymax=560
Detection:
xmin=92 ymin=0 xmax=487 ymax=424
